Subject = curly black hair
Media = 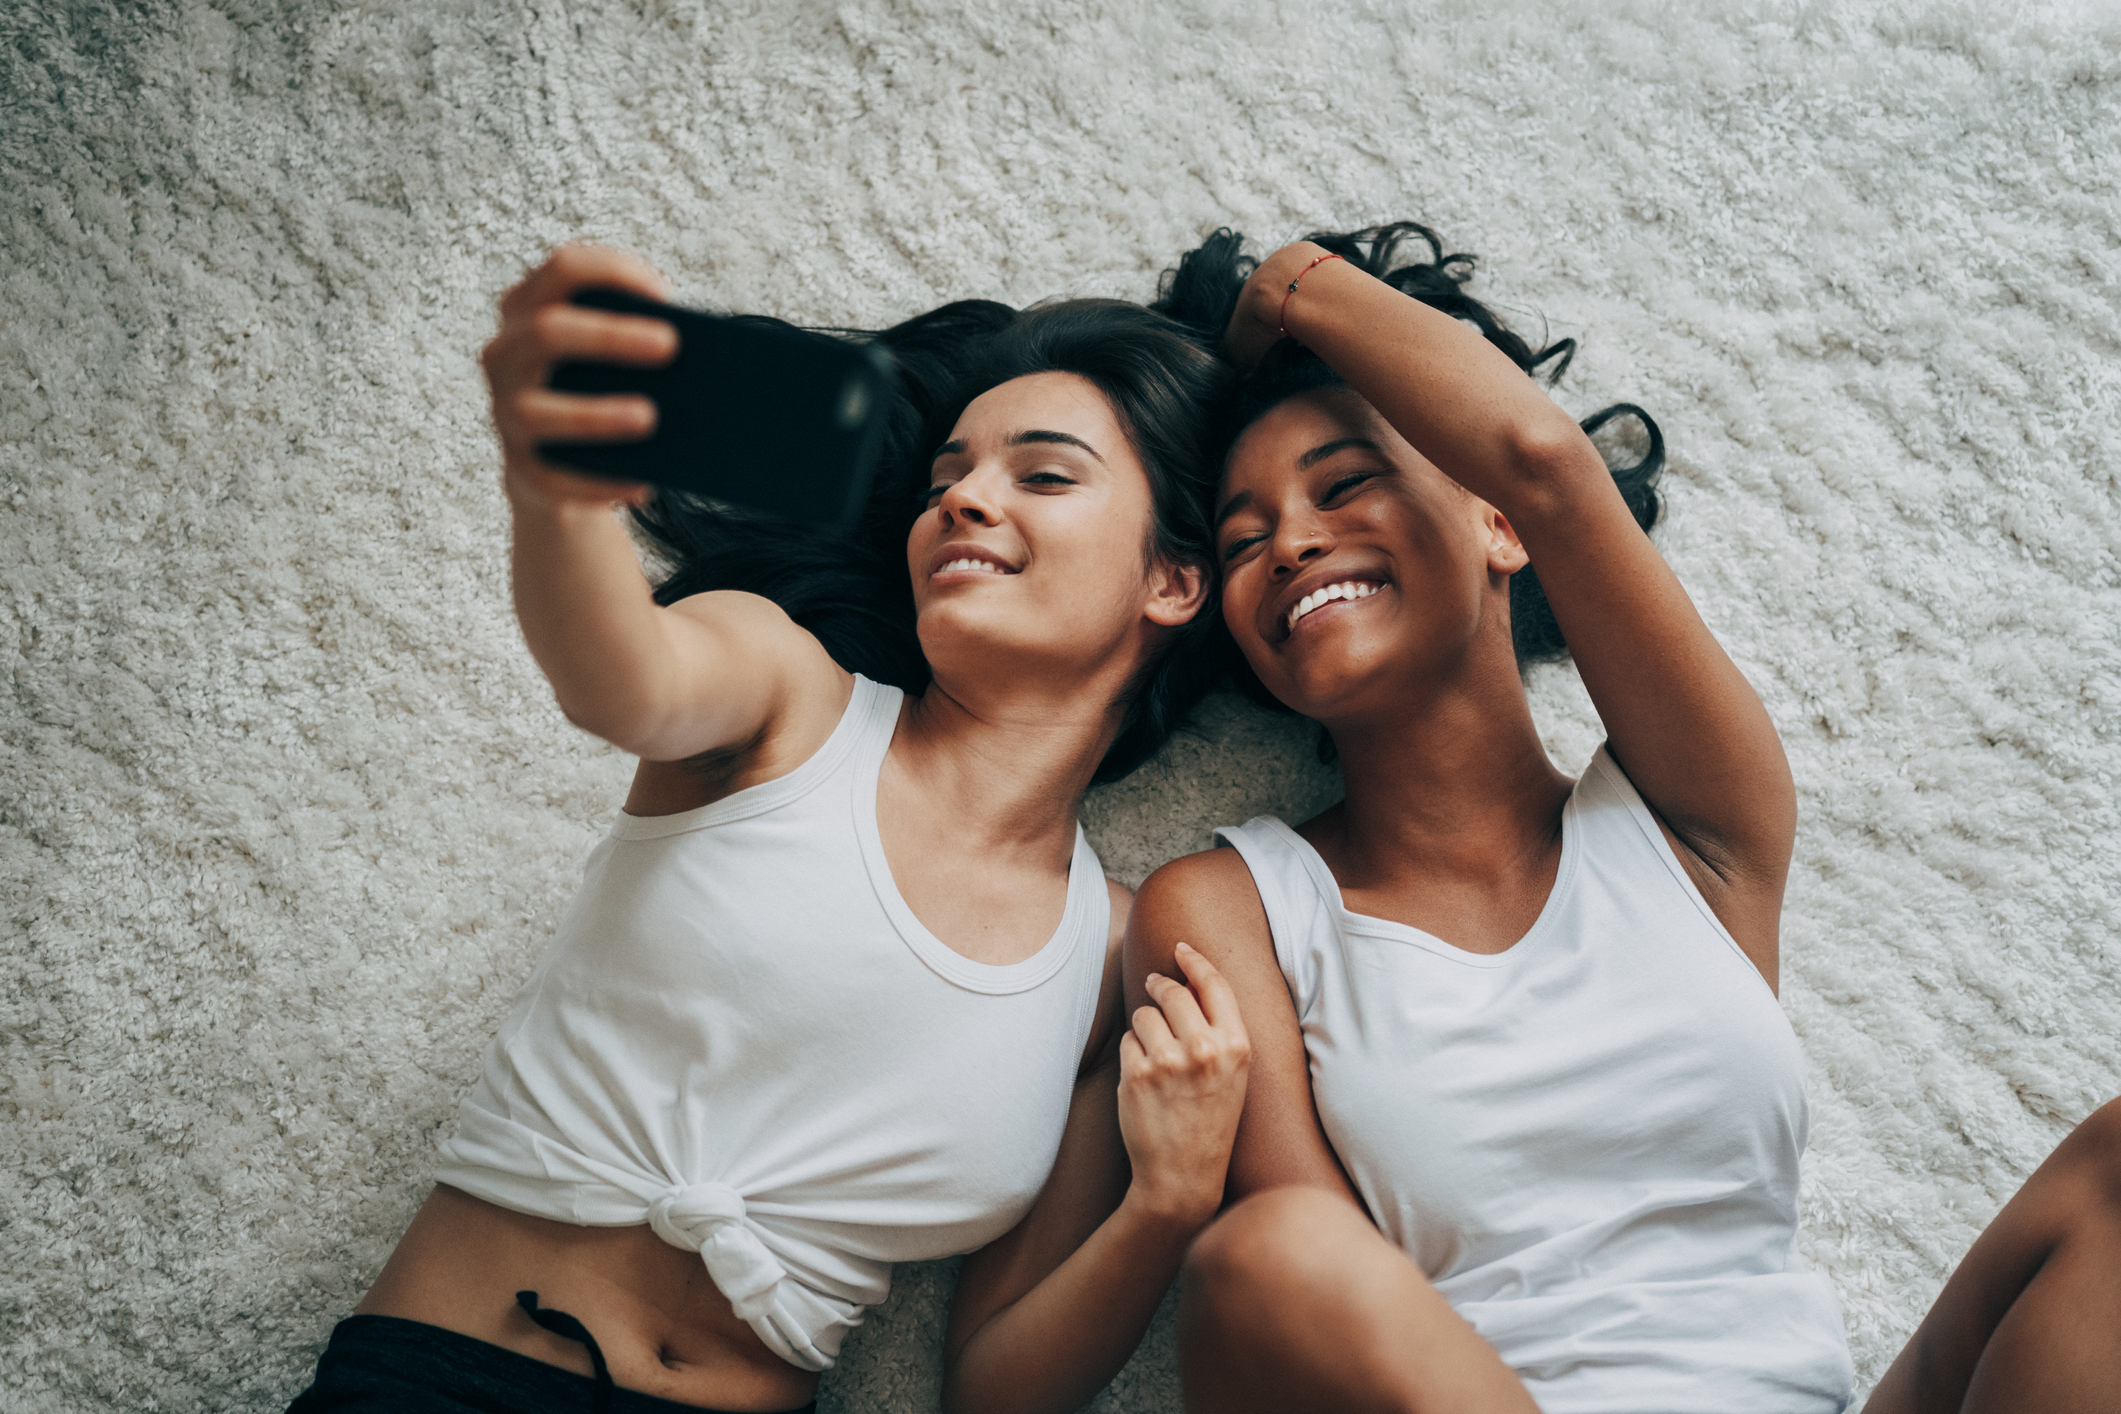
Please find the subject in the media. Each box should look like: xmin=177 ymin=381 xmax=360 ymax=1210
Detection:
xmin=1151 ymin=221 xmax=1664 ymax=677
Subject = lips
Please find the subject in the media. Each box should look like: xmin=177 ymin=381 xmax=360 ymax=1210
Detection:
xmin=1271 ymin=574 xmax=1391 ymax=642
xmin=929 ymin=545 xmax=1020 ymax=578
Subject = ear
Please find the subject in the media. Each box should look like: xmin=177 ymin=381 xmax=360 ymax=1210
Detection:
xmin=1143 ymin=558 xmax=1209 ymax=628
xmin=1483 ymin=506 xmax=1529 ymax=576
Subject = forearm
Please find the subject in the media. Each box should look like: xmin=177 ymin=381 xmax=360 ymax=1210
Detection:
xmin=1281 ymin=254 xmax=1604 ymax=517
xmin=942 ymin=1189 xmax=1201 ymax=1414
xmin=508 ymin=490 xmax=679 ymax=749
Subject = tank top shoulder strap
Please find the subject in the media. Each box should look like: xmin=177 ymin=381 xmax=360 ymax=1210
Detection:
xmin=1213 ymin=816 xmax=1334 ymax=1012
xmin=1573 ymin=745 xmax=1759 ymax=977
xmin=608 ymin=674 xmax=903 ymax=840
xmin=844 ymin=672 xmax=907 ymax=769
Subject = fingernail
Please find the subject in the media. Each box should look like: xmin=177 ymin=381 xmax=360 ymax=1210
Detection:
xmin=1176 ymin=941 xmax=1196 ymax=954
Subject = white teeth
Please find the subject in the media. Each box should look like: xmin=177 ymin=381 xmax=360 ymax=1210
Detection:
xmin=1285 ymin=581 xmax=1381 ymax=633
xmin=940 ymin=557 xmax=1008 ymax=575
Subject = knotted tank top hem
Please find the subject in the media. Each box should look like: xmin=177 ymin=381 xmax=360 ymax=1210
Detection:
xmin=433 ymin=674 xmax=1110 ymax=1375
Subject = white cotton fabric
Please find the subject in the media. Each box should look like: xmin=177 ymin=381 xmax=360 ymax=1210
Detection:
xmin=434 ymin=675 xmax=1109 ymax=1371
xmin=1219 ymin=748 xmax=1856 ymax=1414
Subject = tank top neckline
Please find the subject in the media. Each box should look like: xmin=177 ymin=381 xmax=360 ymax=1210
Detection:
xmin=1251 ymin=785 xmax=1583 ymax=970
xmin=853 ymin=686 xmax=1098 ymax=996
xmin=605 ymin=674 xmax=876 ymax=840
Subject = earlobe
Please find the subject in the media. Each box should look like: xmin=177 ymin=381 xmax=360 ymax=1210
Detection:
xmin=1144 ymin=562 xmax=1208 ymax=628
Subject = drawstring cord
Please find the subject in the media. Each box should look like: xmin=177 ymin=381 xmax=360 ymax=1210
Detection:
xmin=516 ymin=1291 xmax=614 ymax=1414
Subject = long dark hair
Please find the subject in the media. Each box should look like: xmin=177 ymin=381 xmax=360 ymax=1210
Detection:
xmin=632 ymin=298 xmax=1232 ymax=783
xmin=1152 ymin=221 xmax=1663 ymax=682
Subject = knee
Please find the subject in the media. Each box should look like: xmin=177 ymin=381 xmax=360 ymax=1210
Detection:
xmin=1184 ymin=1187 xmax=1369 ymax=1314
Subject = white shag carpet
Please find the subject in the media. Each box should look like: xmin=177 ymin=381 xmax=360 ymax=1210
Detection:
xmin=3 ymin=2 xmax=2118 ymax=1410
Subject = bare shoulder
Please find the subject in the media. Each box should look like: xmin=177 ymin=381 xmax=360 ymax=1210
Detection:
xmin=667 ymin=589 xmax=843 ymax=679
xmin=1127 ymin=847 xmax=1272 ymax=979
xmin=624 ymin=591 xmax=853 ymax=813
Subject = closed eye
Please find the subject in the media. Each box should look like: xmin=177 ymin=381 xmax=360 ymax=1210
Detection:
xmin=1020 ymin=470 xmax=1076 ymax=489
xmin=1321 ymin=471 xmax=1378 ymax=504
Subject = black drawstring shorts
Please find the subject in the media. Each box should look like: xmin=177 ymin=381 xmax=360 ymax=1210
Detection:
xmin=285 ymin=1296 xmax=816 ymax=1414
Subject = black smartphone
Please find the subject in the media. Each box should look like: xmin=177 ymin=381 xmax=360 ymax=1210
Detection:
xmin=538 ymin=289 xmax=894 ymax=530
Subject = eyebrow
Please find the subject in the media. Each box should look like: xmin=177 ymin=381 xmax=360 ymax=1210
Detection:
xmin=931 ymin=429 xmax=1107 ymax=464
xmin=1298 ymin=436 xmax=1381 ymax=469
xmin=1213 ymin=489 xmax=1252 ymax=531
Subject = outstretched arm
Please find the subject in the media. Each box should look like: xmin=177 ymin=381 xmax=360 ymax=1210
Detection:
xmin=941 ymin=898 xmax=1250 ymax=1414
xmin=483 ymin=246 xmax=845 ymax=766
xmin=1234 ymin=244 xmax=1796 ymax=984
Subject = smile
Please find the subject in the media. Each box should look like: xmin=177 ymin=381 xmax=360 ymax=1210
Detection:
xmin=933 ymin=555 xmax=1018 ymax=577
xmin=1286 ymin=580 xmax=1384 ymax=634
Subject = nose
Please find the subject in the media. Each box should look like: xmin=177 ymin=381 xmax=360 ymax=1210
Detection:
xmin=936 ymin=466 xmax=1003 ymax=529
xmin=1270 ymin=515 xmax=1334 ymax=577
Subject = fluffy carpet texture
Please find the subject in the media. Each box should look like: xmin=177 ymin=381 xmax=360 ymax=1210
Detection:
xmin=3 ymin=1 xmax=2117 ymax=1409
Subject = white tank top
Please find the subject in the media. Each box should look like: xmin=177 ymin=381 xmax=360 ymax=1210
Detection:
xmin=1219 ymin=747 xmax=1854 ymax=1414
xmin=435 ymin=674 xmax=1109 ymax=1372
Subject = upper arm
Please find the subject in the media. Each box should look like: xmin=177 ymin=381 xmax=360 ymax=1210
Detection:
xmin=1076 ymin=880 xmax=1132 ymax=1074
xmin=625 ymin=589 xmax=849 ymax=764
xmin=616 ymin=592 xmax=854 ymax=815
xmin=1505 ymin=449 xmax=1795 ymax=985
xmin=1292 ymin=267 xmax=1795 ymax=973
xmin=943 ymin=1047 xmax=1130 ymax=1368
xmin=1125 ymin=850 xmax=1358 ymax=1205
xmin=941 ymin=879 xmax=1134 ymax=1363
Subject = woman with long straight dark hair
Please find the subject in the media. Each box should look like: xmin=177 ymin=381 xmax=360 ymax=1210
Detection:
xmin=1132 ymin=223 xmax=2121 ymax=1414
xmin=286 ymin=246 xmax=1251 ymax=1414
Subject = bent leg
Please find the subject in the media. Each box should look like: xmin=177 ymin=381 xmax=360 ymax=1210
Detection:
xmin=1866 ymin=1096 xmax=2121 ymax=1414
xmin=1177 ymin=1187 xmax=1538 ymax=1414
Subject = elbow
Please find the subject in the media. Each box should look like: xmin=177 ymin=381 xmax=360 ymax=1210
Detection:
xmin=1498 ymin=415 xmax=1608 ymax=519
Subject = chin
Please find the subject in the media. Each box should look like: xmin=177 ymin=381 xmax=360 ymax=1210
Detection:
xmin=1254 ymin=639 xmax=1414 ymax=721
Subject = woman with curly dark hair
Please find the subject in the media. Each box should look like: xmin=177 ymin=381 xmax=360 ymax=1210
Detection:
xmin=1132 ymin=223 xmax=2121 ymax=1414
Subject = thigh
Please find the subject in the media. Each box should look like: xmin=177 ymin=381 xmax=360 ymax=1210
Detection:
xmin=1865 ymin=1098 xmax=2121 ymax=1414
xmin=1177 ymin=1186 xmax=1538 ymax=1414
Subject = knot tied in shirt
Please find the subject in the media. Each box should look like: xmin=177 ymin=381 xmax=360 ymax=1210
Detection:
xmin=647 ymin=1182 xmax=787 ymax=1322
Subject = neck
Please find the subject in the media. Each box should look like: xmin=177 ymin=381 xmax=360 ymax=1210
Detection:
xmin=895 ymin=660 xmax=1130 ymax=859
xmin=1316 ymin=643 xmax=1571 ymax=889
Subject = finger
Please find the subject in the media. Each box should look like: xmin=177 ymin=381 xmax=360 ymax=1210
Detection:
xmin=529 ymin=303 xmax=679 ymax=371
xmin=1129 ymin=1003 xmax=1179 ymax=1060
xmin=1174 ymin=941 xmax=1246 ymax=1036
xmin=1144 ymin=969 xmax=1211 ymax=1040
xmin=504 ymin=244 xmax=671 ymax=319
xmin=506 ymin=387 xmax=656 ymax=445
xmin=1118 ymin=1029 xmax=1146 ymax=1076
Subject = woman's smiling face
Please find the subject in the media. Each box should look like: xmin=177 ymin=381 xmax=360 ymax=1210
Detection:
xmin=909 ymin=370 xmax=1193 ymax=685
xmin=1214 ymin=387 xmax=1522 ymax=722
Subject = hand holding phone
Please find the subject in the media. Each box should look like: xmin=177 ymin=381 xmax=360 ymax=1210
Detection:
xmin=482 ymin=246 xmax=678 ymax=511
xmin=539 ymin=290 xmax=893 ymax=531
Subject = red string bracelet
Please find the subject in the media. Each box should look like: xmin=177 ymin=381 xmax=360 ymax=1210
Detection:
xmin=1278 ymin=252 xmax=1345 ymax=336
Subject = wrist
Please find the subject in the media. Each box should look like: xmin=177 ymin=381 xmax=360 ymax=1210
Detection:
xmin=1119 ymin=1178 xmax=1222 ymax=1237
xmin=505 ymin=466 xmax=625 ymax=523
xmin=1276 ymin=246 xmax=1362 ymax=345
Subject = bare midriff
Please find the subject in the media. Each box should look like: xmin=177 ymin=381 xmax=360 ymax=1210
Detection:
xmin=354 ymin=1184 xmax=820 ymax=1413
